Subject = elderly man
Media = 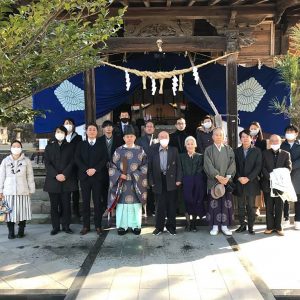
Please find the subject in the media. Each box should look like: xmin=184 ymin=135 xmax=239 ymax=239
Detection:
xmin=204 ymin=127 xmax=236 ymax=236
xmin=261 ymin=134 xmax=292 ymax=236
xmin=149 ymin=131 xmax=182 ymax=236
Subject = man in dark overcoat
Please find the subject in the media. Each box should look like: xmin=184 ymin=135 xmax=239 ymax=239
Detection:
xmin=280 ymin=124 xmax=300 ymax=230
xmin=148 ymin=131 xmax=182 ymax=236
xmin=234 ymin=129 xmax=262 ymax=235
xmin=261 ymin=134 xmax=292 ymax=236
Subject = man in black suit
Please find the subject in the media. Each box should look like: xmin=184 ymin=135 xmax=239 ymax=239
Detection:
xmin=98 ymin=120 xmax=123 ymax=214
xmin=234 ymin=129 xmax=262 ymax=235
xmin=149 ymin=131 xmax=182 ymax=236
xmin=261 ymin=134 xmax=292 ymax=236
xmin=75 ymin=123 xmax=108 ymax=235
xmin=281 ymin=124 xmax=300 ymax=229
xmin=136 ymin=120 xmax=157 ymax=216
xmin=169 ymin=118 xmax=188 ymax=154
xmin=114 ymin=111 xmax=140 ymax=138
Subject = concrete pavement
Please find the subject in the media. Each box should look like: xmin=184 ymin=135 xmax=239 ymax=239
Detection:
xmin=0 ymin=223 xmax=299 ymax=300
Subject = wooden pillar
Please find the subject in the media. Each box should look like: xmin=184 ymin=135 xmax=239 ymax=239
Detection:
xmin=226 ymin=53 xmax=238 ymax=149
xmin=84 ymin=68 xmax=96 ymax=125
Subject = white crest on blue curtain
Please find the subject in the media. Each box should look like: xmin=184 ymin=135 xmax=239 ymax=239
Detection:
xmin=237 ymin=77 xmax=266 ymax=112
xmin=125 ymin=70 xmax=131 ymax=91
xmin=54 ymin=80 xmax=85 ymax=112
xmin=172 ymin=75 xmax=178 ymax=96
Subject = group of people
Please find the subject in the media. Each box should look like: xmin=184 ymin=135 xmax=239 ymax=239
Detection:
xmin=1 ymin=111 xmax=299 ymax=240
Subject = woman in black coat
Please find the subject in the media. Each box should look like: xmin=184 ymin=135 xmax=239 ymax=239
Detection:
xmin=44 ymin=126 xmax=78 ymax=235
xmin=63 ymin=118 xmax=82 ymax=218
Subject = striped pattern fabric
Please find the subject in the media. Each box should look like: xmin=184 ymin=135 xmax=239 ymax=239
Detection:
xmin=5 ymin=195 xmax=31 ymax=222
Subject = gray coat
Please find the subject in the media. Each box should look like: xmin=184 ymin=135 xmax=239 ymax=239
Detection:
xmin=281 ymin=140 xmax=300 ymax=194
xmin=233 ymin=145 xmax=262 ymax=197
xmin=148 ymin=144 xmax=183 ymax=194
xmin=204 ymin=144 xmax=236 ymax=190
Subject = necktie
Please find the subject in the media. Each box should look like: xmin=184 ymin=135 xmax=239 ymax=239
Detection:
xmin=90 ymin=141 xmax=94 ymax=146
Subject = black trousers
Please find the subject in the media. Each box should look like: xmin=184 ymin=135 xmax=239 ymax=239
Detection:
xmin=295 ymin=195 xmax=300 ymax=222
xmin=264 ymin=192 xmax=283 ymax=231
xmin=284 ymin=200 xmax=289 ymax=220
xmin=71 ymin=190 xmax=80 ymax=215
xmin=49 ymin=192 xmax=71 ymax=230
xmin=80 ymin=178 xmax=103 ymax=229
xmin=237 ymin=195 xmax=256 ymax=230
xmin=155 ymin=174 xmax=177 ymax=231
xmin=101 ymin=177 xmax=109 ymax=209
xmin=146 ymin=187 xmax=155 ymax=215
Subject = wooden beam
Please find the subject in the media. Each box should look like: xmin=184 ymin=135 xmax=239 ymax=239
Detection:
xmin=226 ymin=53 xmax=238 ymax=149
xmin=230 ymin=0 xmax=245 ymax=5
xmin=84 ymin=69 xmax=96 ymax=125
xmin=109 ymin=5 xmax=276 ymax=20
xmin=103 ymin=36 xmax=227 ymax=52
xmin=275 ymin=0 xmax=300 ymax=24
xmin=144 ymin=0 xmax=150 ymax=7
xmin=251 ymin=0 xmax=269 ymax=4
xmin=119 ymin=0 xmax=128 ymax=6
xmin=208 ymin=0 xmax=222 ymax=5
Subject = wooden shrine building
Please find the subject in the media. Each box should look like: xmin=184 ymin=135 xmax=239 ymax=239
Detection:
xmin=84 ymin=0 xmax=300 ymax=147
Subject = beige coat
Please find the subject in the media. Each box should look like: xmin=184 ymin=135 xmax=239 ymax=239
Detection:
xmin=0 ymin=154 xmax=35 ymax=196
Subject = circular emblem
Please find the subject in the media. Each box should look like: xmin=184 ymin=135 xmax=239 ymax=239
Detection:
xmin=138 ymin=152 xmax=144 ymax=162
xmin=221 ymin=213 xmax=227 ymax=223
xmin=216 ymin=213 xmax=222 ymax=222
xmin=130 ymin=163 xmax=138 ymax=172
xmin=108 ymin=168 xmax=115 ymax=177
xmin=210 ymin=200 xmax=218 ymax=209
xmin=142 ymin=179 xmax=148 ymax=187
xmin=141 ymin=166 xmax=147 ymax=174
xmin=125 ymin=151 xmax=133 ymax=160
xmin=125 ymin=195 xmax=134 ymax=204
xmin=224 ymin=200 xmax=232 ymax=209
xmin=113 ymin=152 xmax=120 ymax=163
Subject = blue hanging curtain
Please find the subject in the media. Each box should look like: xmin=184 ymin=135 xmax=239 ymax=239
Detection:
xmin=33 ymin=53 xmax=290 ymax=134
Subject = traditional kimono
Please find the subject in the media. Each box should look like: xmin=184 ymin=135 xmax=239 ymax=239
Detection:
xmin=180 ymin=153 xmax=205 ymax=217
xmin=204 ymin=144 xmax=236 ymax=228
xmin=108 ymin=145 xmax=148 ymax=230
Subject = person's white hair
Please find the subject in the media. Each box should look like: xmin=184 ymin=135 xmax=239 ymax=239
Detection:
xmin=184 ymin=136 xmax=197 ymax=147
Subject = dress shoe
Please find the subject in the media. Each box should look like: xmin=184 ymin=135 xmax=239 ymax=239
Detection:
xmin=63 ymin=227 xmax=73 ymax=234
xmin=117 ymin=228 xmax=128 ymax=236
xmin=80 ymin=227 xmax=90 ymax=235
xmin=276 ymin=230 xmax=284 ymax=236
xmin=248 ymin=230 xmax=255 ymax=235
xmin=152 ymin=228 xmax=163 ymax=236
xmin=235 ymin=224 xmax=247 ymax=233
xmin=96 ymin=228 xmax=103 ymax=236
xmin=50 ymin=228 xmax=60 ymax=235
xmin=132 ymin=228 xmax=141 ymax=235
xmin=264 ymin=229 xmax=273 ymax=234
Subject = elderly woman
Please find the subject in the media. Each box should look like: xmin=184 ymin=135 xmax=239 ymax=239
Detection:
xmin=204 ymin=128 xmax=236 ymax=236
xmin=0 ymin=140 xmax=35 ymax=239
xmin=180 ymin=136 xmax=205 ymax=232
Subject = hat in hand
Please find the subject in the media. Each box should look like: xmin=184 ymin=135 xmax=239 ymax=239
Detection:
xmin=211 ymin=183 xmax=225 ymax=199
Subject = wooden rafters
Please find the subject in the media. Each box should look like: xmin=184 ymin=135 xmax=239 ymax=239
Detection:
xmin=110 ymin=5 xmax=276 ymax=19
xmin=275 ymin=0 xmax=300 ymax=24
xmin=230 ymin=0 xmax=245 ymax=5
xmin=251 ymin=0 xmax=269 ymax=4
xmin=103 ymin=36 xmax=227 ymax=52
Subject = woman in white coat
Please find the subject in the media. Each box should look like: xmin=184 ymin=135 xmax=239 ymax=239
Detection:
xmin=0 ymin=140 xmax=35 ymax=239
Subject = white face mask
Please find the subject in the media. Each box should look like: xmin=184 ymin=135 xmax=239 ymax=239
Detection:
xmin=11 ymin=147 xmax=22 ymax=155
xmin=250 ymin=129 xmax=259 ymax=136
xmin=285 ymin=133 xmax=296 ymax=141
xmin=55 ymin=133 xmax=65 ymax=141
xmin=64 ymin=124 xmax=73 ymax=133
xmin=270 ymin=144 xmax=280 ymax=151
xmin=203 ymin=121 xmax=212 ymax=129
xmin=160 ymin=139 xmax=169 ymax=148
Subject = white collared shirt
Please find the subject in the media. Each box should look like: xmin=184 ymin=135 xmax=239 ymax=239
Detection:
xmin=214 ymin=143 xmax=224 ymax=152
xmin=88 ymin=138 xmax=96 ymax=145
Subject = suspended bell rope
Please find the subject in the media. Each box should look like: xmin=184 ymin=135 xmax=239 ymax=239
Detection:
xmin=187 ymin=52 xmax=223 ymax=128
xmin=99 ymin=52 xmax=236 ymax=80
